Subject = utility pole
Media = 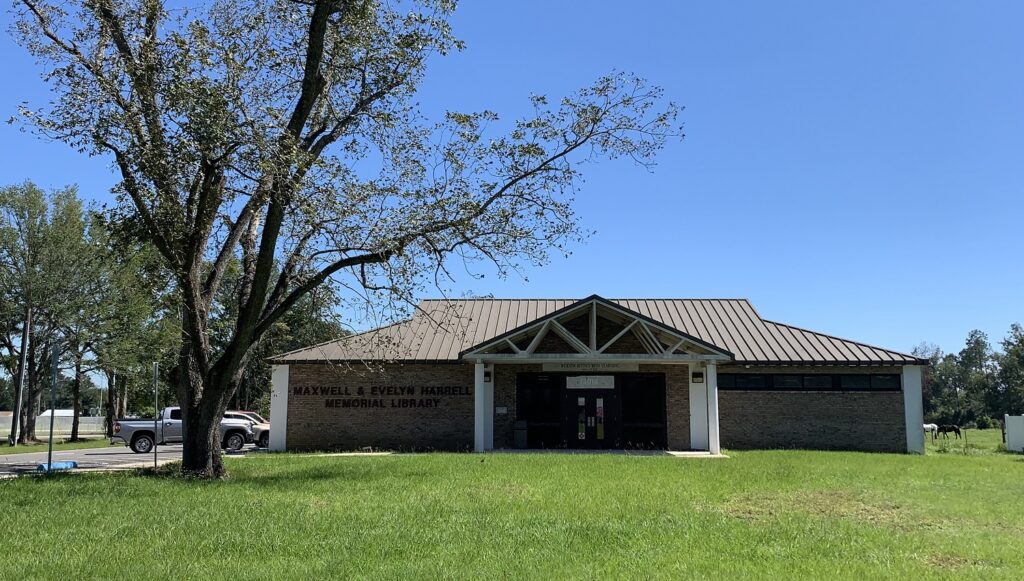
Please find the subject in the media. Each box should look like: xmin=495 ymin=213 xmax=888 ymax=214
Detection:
xmin=152 ymin=362 xmax=159 ymax=469
xmin=46 ymin=344 xmax=59 ymax=473
xmin=8 ymin=305 xmax=31 ymax=447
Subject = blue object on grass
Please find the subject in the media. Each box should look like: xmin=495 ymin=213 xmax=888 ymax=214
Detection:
xmin=36 ymin=461 xmax=78 ymax=472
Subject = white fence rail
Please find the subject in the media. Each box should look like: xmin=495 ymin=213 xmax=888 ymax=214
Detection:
xmin=0 ymin=416 xmax=106 ymax=436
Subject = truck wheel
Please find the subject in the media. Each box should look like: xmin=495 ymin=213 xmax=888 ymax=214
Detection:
xmin=224 ymin=432 xmax=245 ymax=452
xmin=258 ymin=433 xmax=269 ymax=448
xmin=130 ymin=434 xmax=154 ymax=454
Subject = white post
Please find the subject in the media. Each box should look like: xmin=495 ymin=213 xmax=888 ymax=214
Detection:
xmin=269 ymin=365 xmax=289 ymax=451
xmin=902 ymin=365 xmax=924 ymax=454
xmin=483 ymin=364 xmax=494 ymax=450
xmin=689 ymin=363 xmax=709 ymax=451
xmin=706 ymin=362 xmax=720 ymax=455
xmin=474 ymin=362 xmax=486 ymax=452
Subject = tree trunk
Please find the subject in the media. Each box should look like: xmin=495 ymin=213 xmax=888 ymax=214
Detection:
xmin=104 ymin=371 xmax=116 ymax=438
xmin=70 ymin=354 xmax=83 ymax=442
xmin=23 ymin=392 xmax=39 ymax=444
xmin=119 ymin=380 xmax=128 ymax=417
xmin=178 ymin=347 xmax=248 ymax=478
xmin=181 ymin=400 xmax=226 ymax=478
xmin=21 ymin=338 xmax=40 ymax=443
xmin=8 ymin=305 xmax=30 ymax=446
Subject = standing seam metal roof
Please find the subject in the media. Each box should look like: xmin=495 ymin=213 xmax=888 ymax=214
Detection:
xmin=272 ymin=297 xmax=926 ymax=365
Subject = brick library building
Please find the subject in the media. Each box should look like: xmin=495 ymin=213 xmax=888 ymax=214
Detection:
xmin=268 ymin=295 xmax=928 ymax=455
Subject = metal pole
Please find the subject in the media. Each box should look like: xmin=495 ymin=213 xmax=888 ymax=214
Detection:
xmin=152 ymin=362 xmax=159 ymax=469
xmin=46 ymin=344 xmax=59 ymax=473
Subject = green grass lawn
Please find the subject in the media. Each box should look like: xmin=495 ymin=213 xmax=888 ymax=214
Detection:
xmin=925 ymin=424 xmax=1007 ymax=455
xmin=0 ymin=437 xmax=114 ymax=455
xmin=1 ymin=430 xmax=1022 ymax=579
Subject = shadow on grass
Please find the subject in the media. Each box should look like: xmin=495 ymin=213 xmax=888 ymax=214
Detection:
xmin=123 ymin=458 xmax=437 ymax=490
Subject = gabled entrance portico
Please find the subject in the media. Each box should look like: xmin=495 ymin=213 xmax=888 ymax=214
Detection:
xmin=460 ymin=295 xmax=733 ymax=453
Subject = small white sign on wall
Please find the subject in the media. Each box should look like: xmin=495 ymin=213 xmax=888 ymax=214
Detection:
xmin=566 ymin=376 xmax=615 ymax=389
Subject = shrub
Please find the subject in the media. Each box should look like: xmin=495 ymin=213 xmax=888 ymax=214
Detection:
xmin=975 ymin=416 xmax=995 ymax=429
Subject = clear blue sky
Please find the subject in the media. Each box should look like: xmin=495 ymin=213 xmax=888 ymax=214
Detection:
xmin=1 ymin=1 xmax=1021 ymax=356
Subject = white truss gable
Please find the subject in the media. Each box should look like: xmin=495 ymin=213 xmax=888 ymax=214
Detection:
xmin=461 ymin=296 xmax=732 ymax=363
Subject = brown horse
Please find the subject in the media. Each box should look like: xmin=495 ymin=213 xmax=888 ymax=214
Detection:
xmin=937 ymin=424 xmax=961 ymax=439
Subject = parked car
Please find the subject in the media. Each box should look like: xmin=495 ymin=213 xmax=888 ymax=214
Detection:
xmin=112 ymin=407 xmax=253 ymax=453
xmin=225 ymin=410 xmax=271 ymax=448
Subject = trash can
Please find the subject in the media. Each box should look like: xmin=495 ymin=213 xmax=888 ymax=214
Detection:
xmin=513 ymin=421 xmax=528 ymax=449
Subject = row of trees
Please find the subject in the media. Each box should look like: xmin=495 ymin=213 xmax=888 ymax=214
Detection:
xmin=916 ymin=326 xmax=1024 ymax=428
xmin=0 ymin=182 xmax=176 ymax=443
xmin=1 ymin=182 xmax=347 ymax=444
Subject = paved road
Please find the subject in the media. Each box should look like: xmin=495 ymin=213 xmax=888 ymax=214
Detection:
xmin=0 ymin=443 xmax=183 ymax=476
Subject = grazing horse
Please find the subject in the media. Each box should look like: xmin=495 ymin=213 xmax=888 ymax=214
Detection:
xmin=937 ymin=424 xmax=961 ymax=439
xmin=923 ymin=423 xmax=938 ymax=439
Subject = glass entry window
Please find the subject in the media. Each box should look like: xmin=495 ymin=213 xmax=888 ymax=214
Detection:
xmin=516 ymin=372 xmax=667 ymax=449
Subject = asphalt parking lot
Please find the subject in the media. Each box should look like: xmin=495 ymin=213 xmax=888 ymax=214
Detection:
xmin=0 ymin=443 xmax=183 ymax=476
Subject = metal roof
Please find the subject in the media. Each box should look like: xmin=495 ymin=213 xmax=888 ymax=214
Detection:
xmin=272 ymin=296 xmax=926 ymax=366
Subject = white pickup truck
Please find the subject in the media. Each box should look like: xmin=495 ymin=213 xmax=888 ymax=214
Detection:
xmin=112 ymin=406 xmax=253 ymax=453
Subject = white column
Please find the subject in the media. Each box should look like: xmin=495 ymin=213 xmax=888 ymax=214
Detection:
xmin=902 ymin=365 xmax=925 ymax=454
xmin=706 ymin=362 xmax=720 ymax=455
xmin=474 ymin=362 xmax=486 ymax=452
xmin=689 ymin=363 xmax=709 ymax=451
xmin=269 ymin=365 xmax=289 ymax=452
xmin=483 ymin=364 xmax=494 ymax=450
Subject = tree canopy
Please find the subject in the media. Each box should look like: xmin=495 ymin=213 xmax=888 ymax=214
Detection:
xmin=917 ymin=326 xmax=1024 ymax=428
xmin=12 ymin=0 xmax=683 ymax=476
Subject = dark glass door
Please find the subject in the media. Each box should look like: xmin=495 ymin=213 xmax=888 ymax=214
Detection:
xmin=562 ymin=389 xmax=620 ymax=448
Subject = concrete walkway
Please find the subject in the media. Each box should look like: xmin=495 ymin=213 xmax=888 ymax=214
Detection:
xmin=493 ymin=449 xmax=728 ymax=458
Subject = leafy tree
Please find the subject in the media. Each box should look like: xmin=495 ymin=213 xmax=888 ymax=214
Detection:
xmin=995 ymin=324 xmax=1024 ymax=416
xmin=0 ymin=182 xmax=86 ymax=443
xmin=87 ymin=229 xmax=178 ymax=433
xmin=912 ymin=342 xmax=942 ymax=419
xmin=924 ymin=330 xmax=997 ymax=426
xmin=13 ymin=0 xmax=682 ymax=476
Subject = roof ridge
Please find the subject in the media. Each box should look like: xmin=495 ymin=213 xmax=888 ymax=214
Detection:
xmin=268 ymin=320 xmax=410 ymax=361
xmin=761 ymin=319 xmax=921 ymax=361
xmin=418 ymin=297 xmax=754 ymax=302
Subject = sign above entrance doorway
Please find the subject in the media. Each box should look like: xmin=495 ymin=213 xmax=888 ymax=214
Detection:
xmin=542 ymin=362 xmax=639 ymax=372
xmin=566 ymin=376 xmax=615 ymax=389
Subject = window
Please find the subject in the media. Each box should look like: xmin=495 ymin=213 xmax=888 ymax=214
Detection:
xmin=735 ymin=374 xmax=766 ymax=389
xmin=773 ymin=375 xmax=802 ymax=389
xmin=169 ymin=409 xmax=182 ymax=420
xmin=718 ymin=373 xmax=902 ymax=391
xmin=840 ymin=375 xmax=871 ymax=390
xmin=871 ymin=375 xmax=901 ymax=390
xmin=803 ymin=375 xmax=833 ymax=389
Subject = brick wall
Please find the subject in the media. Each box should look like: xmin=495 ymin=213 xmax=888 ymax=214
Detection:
xmin=716 ymin=366 xmax=907 ymax=452
xmin=493 ymin=363 xmax=537 ymax=449
xmin=286 ymin=363 xmax=474 ymax=451
xmin=283 ymin=362 xmax=907 ymax=452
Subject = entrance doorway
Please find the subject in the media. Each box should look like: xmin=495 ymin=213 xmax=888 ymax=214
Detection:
xmin=516 ymin=372 xmax=667 ymax=449
xmin=563 ymin=388 xmax=620 ymax=449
